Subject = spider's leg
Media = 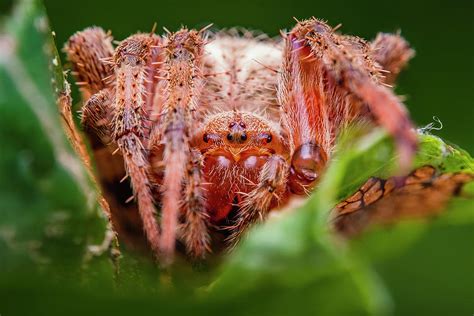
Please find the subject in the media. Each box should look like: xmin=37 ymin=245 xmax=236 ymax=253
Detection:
xmin=227 ymin=155 xmax=289 ymax=245
xmin=331 ymin=166 xmax=474 ymax=236
xmin=80 ymin=89 xmax=113 ymax=143
xmin=151 ymin=29 xmax=206 ymax=265
xmin=63 ymin=27 xmax=115 ymax=100
xmin=64 ymin=28 xmax=116 ymax=148
xmin=65 ymin=28 xmax=155 ymax=251
xmin=370 ymin=33 xmax=415 ymax=85
xmin=111 ymin=33 xmax=162 ymax=257
xmin=64 ymin=28 xmax=117 ymax=150
xmin=283 ymin=19 xmax=417 ymax=170
xmin=180 ymin=149 xmax=210 ymax=259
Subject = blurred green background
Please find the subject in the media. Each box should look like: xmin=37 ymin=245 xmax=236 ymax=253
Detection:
xmin=40 ymin=0 xmax=474 ymax=153
xmin=1 ymin=1 xmax=473 ymax=315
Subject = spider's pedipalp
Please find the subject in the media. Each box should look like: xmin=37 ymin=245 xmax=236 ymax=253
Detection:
xmin=181 ymin=149 xmax=211 ymax=259
xmin=227 ymin=154 xmax=289 ymax=245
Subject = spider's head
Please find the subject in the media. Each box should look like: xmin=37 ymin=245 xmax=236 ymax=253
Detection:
xmin=192 ymin=111 xmax=289 ymax=222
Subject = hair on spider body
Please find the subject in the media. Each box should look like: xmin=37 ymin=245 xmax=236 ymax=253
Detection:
xmin=65 ymin=17 xmax=417 ymax=265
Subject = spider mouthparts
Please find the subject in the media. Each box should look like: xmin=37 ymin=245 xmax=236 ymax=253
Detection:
xmin=228 ymin=148 xmax=242 ymax=161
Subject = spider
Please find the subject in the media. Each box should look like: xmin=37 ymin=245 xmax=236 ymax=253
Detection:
xmin=64 ymin=18 xmax=418 ymax=265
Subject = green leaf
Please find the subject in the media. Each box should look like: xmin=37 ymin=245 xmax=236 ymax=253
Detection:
xmin=0 ymin=0 xmax=112 ymax=281
xmin=342 ymin=133 xmax=474 ymax=315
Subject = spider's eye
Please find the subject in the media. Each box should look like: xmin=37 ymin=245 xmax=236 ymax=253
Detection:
xmin=226 ymin=133 xmax=233 ymax=141
xmin=258 ymin=133 xmax=272 ymax=144
xmin=241 ymin=133 xmax=247 ymax=141
xmin=203 ymin=133 xmax=209 ymax=143
xmin=266 ymin=134 xmax=272 ymax=143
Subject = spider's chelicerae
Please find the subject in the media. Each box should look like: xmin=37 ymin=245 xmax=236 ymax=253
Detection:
xmin=64 ymin=18 xmax=417 ymax=265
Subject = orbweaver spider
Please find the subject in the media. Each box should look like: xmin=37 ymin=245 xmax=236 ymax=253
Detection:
xmin=64 ymin=18 xmax=417 ymax=265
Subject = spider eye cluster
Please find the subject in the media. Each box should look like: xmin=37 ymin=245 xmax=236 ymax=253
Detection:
xmin=226 ymin=132 xmax=247 ymax=142
xmin=226 ymin=120 xmax=249 ymax=144
xmin=229 ymin=121 xmax=246 ymax=128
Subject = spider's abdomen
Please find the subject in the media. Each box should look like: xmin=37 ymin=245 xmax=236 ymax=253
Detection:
xmin=199 ymin=34 xmax=282 ymax=118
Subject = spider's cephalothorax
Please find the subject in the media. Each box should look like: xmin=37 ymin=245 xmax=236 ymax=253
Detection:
xmin=64 ymin=19 xmax=417 ymax=264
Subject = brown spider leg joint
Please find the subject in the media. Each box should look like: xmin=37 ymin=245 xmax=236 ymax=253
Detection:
xmin=288 ymin=142 xmax=327 ymax=195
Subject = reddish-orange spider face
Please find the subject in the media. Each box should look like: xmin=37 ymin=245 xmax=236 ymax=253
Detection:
xmin=192 ymin=111 xmax=290 ymax=222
